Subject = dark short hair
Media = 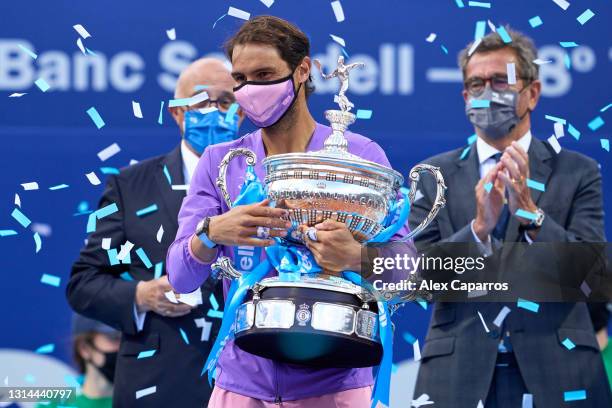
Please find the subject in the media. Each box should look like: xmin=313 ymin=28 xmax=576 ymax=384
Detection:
xmin=224 ymin=15 xmax=315 ymax=97
xmin=458 ymin=27 xmax=539 ymax=83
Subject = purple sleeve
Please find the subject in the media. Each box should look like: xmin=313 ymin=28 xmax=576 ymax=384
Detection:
xmin=167 ymin=147 xmax=223 ymax=294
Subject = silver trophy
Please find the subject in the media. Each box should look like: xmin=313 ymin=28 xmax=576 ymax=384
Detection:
xmin=211 ymin=57 xmax=447 ymax=367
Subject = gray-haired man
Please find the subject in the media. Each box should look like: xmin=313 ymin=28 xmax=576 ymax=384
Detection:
xmin=409 ymin=28 xmax=611 ymax=407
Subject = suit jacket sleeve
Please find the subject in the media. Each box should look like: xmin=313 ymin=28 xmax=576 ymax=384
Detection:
xmin=66 ymin=175 xmax=140 ymax=336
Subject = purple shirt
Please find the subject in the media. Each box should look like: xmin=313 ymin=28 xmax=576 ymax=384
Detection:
xmin=167 ymin=122 xmax=411 ymax=401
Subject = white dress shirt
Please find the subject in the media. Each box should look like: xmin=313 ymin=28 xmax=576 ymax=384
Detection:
xmin=133 ymin=140 xmax=200 ymax=331
xmin=470 ymin=130 xmax=533 ymax=255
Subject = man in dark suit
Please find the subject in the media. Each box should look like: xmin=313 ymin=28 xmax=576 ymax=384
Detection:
xmin=409 ymin=29 xmax=611 ymax=407
xmin=66 ymin=57 xmax=243 ymax=407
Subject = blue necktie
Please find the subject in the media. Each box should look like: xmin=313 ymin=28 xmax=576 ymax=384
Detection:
xmin=490 ymin=153 xmax=509 ymax=242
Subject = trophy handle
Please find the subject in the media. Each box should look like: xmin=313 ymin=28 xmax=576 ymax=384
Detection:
xmin=215 ymin=148 xmax=257 ymax=208
xmin=400 ymin=164 xmax=447 ymax=241
xmin=211 ymin=256 xmax=243 ymax=280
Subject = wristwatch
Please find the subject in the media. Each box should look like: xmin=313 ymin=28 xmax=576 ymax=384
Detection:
xmin=520 ymin=208 xmax=545 ymax=231
xmin=195 ymin=216 xmax=217 ymax=249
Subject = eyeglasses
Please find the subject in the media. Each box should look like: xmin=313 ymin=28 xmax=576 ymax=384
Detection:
xmin=464 ymin=74 xmax=532 ymax=96
xmin=187 ymin=93 xmax=236 ymax=112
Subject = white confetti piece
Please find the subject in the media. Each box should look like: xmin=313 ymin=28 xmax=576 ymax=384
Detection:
xmin=76 ymin=38 xmax=86 ymax=55
xmin=522 ymin=393 xmax=533 ymax=408
xmin=551 ymin=0 xmax=570 ymax=11
xmin=425 ymin=33 xmax=437 ymax=43
xmin=164 ymin=291 xmax=179 ymax=304
xmin=329 ymin=34 xmax=346 ymax=47
xmin=9 ymin=93 xmax=27 ymax=97
xmin=179 ymin=287 xmax=203 ymax=307
xmin=260 ymin=0 xmax=274 ymax=7
xmin=135 ymin=386 xmax=156 ymax=399
xmin=172 ymin=184 xmax=189 ymax=191
xmin=554 ymin=122 xmax=564 ymax=138
xmin=580 ymin=281 xmax=591 ymax=297
xmin=117 ymin=241 xmax=134 ymax=261
xmin=468 ymin=38 xmax=482 ymax=56
xmin=166 ymin=28 xmax=176 ymax=40
xmin=156 ymin=225 xmax=164 ymax=243
xmin=506 ymin=63 xmax=516 ymax=85
xmin=14 ymin=194 xmax=21 ymax=208
xmin=487 ymin=20 xmax=496 ymax=32
xmin=73 ymin=24 xmax=92 ymax=39
xmin=101 ymin=238 xmax=111 ymax=250
xmin=132 ymin=101 xmax=143 ymax=118
xmin=493 ymin=306 xmax=511 ymax=327
xmin=228 ymin=6 xmax=250 ymax=20
xmin=86 ymin=171 xmax=101 ymax=186
xmin=331 ymin=1 xmax=345 ymax=22
xmin=21 ymin=182 xmax=39 ymax=191
xmin=188 ymin=91 xmax=209 ymax=106
xmin=411 ymin=393 xmax=435 ymax=408
xmin=32 ymin=223 xmax=52 ymax=237
xmin=97 ymin=143 xmax=121 ymax=161
xmin=477 ymin=311 xmax=490 ymax=333
xmin=533 ymin=58 xmax=552 ymax=65
xmin=413 ymin=339 xmax=421 ymax=361
xmin=195 ymin=318 xmax=213 ymax=341
xmin=477 ymin=400 xmax=484 ymax=408
xmin=547 ymin=135 xmax=562 ymax=154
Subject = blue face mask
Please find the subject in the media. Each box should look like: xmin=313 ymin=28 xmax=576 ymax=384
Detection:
xmin=183 ymin=109 xmax=239 ymax=154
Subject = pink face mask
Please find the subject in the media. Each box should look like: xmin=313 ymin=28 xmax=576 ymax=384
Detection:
xmin=233 ymin=73 xmax=301 ymax=128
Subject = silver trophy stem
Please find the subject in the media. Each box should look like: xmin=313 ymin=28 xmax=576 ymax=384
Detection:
xmin=323 ymin=110 xmax=355 ymax=153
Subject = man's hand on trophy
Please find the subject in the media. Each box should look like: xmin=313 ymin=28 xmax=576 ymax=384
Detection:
xmin=473 ymin=164 xmax=506 ymax=242
xmin=301 ymin=220 xmax=362 ymax=274
xmin=209 ymin=199 xmax=291 ymax=247
xmin=497 ymin=142 xmax=537 ymax=225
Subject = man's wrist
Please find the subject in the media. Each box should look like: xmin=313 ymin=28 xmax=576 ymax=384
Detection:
xmin=135 ymin=281 xmax=149 ymax=313
xmin=472 ymin=218 xmax=490 ymax=242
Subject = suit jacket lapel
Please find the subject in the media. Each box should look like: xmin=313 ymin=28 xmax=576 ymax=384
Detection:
xmin=503 ymin=137 xmax=553 ymax=242
xmin=155 ymin=145 xmax=186 ymax=231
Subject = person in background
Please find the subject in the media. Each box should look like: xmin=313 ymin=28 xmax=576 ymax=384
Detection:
xmin=66 ymin=57 xmax=244 ymax=407
xmin=36 ymin=314 xmax=119 ymax=408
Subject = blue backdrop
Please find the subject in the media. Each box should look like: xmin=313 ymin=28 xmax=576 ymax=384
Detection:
xmin=1 ymin=0 xmax=610 ymax=377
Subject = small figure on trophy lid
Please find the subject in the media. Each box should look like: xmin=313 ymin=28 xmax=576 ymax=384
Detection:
xmin=314 ymin=56 xmax=364 ymax=112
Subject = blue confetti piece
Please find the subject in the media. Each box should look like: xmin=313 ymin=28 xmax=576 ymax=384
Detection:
xmin=120 ymin=271 xmax=133 ymax=281
xmin=107 ymin=249 xmax=120 ymax=266
xmin=402 ymin=332 xmax=416 ymax=344
xmin=517 ymin=298 xmax=539 ymax=313
xmin=154 ymin=262 xmax=163 ymax=279
xmin=41 ymin=273 xmax=61 ymax=287
xmin=576 ymin=9 xmax=595 ymax=25
xmin=209 ymin=293 xmax=219 ymax=310
xmin=467 ymin=133 xmax=477 ymax=145
xmin=356 ymin=109 xmax=373 ymax=119
xmin=529 ymin=16 xmax=543 ymax=28
xmin=515 ymin=208 xmax=538 ymax=221
xmin=602 ymin=139 xmax=610 ymax=152
xmin=137 ymin=349 xmax=157 ymax=359
xmin=207 ymin=309 xmax=224 ymax=319
xmin=567 ymin=123 xmax=581 ymax=140
xmin=440 ymin=45 xmax=448 ymax=54
xmin=484 ymin=182 xmax=493 ymax=193
xmin=168 ymin=97 xmax=192 ymax=108
xmin=497 ymin=26 xmax=512 ymax=44
xmin=36 ymin=344 xmax=55 ymax=354
xmin=563 ymin=53 xmax=571 ymax=70
xmin=86 ymin=212 xmax=97 ymax=233
xmin=97 ymin=203 xmax=118 ymax=219
xmin=18 ymin=44 xmax=38 ymax=59
xmin=0 ymin=230 xmax=18 ymax=237
xmin=474 ymin=21 xmax=486 ymax=40
xmin=34 ymin=232 xmax=42 ymax=253
xmin=526 ymin=179 xmax=545 ymax=192
xmin=341 ymin=48 xmax=350 ymax=59
xmin=179 ymin=328 xmax=190 ymax=344
xmin=455 ymin=0 xmax=465 ymax=7
xmin=136 ymin=204 xmax=159 ymax=217
xmin=136 ymin=248 xmax=153 ymax=269
xmin=194 ymin=85 xmax=209 ymax=91
xmin=559 ymin=41 xmax=578 ymax=48
xmin=49 ymin=184 xmax=69 ymax=191
xmin=544 ymin=114 xmax=566 ymax=125
xmin=468 ymin=1 xmax=490 ymax=8
xmin=561 ymin=338 xmax=575 ymax=350
xmin=158 ymin=101 xmax=165 ymax=125
xmin=601 ymin=103 xmax=612 ymax=113
xmin=162 ymin=165 xmax=172 ymax=185
xmin=11 ymin=208 xmax=31 ymax=228
xmin=460 ymin=145 xmax=472 ymax=160
xmin=100 ymin=167 xmax=120 ymax=175
xmin=225 ymin=103 xmax=240 ymax=123
xmin=471 ymin=99 xmax=490 ymax=108
xmin=417 ymin=300 xmax=428 ymax=310
xmin=588 ymin=116 xmax=604 ymax=131
xmin=86 ymin=107 xmax=105 ymax=129
xmin=564 ymin=390 xmax=586 ymax=402
xmin=34 ymin=78 xmax=50 ymax=92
